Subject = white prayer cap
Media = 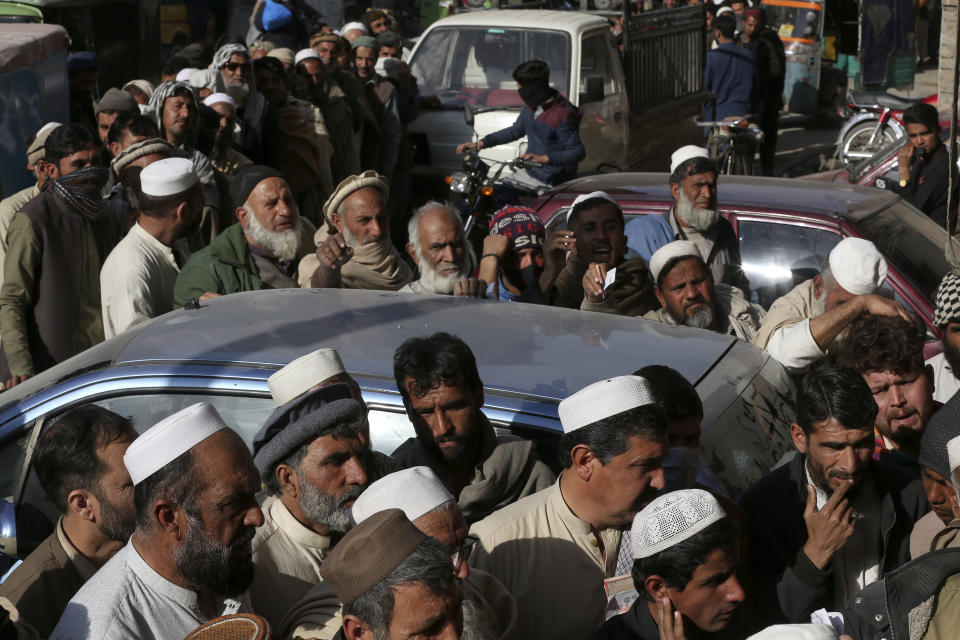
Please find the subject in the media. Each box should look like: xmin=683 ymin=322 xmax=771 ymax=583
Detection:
xmin=203 ymin=92 xmax=235 ymax=109
xmin=175 ymin=67 xmax=199 ymax=83
xmin=827 ymin=237 xmax=887 ymax=296
xmin=558 ymin=375 xmax=655 ymax=433
xmin=649 ymin=240 xmax=702 ymax=282
xmin=268 ymin=348 xmax=348 ymax=407
xmin=295 ymin=48 xmax=321 ymax=65
xmin=139 ymin=157 xmax=198 ymax=198
xmin=746 ymin=625 xmax=838 ymax=640
xmin=631 ymin=489 xmax=726 ymax=559
xmin=670 ymin=145 xmax=710 ymax=174
xmin=351 ymin=466 xmax=455 ymax=524
xmin=716 ymin=6 xmax=734 ymax=16
xmin=341 ymin=21 xmax=368 ymax=35
xmin=124 ymin=403 xmax=230 ymax=485
xmin=567 ymin=190 xmax=621 ymax=224
xmin=948 ymin=434 xmax=960 ymax=474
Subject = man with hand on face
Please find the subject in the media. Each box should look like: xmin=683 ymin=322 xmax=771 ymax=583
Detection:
xmin=401 ymin=202 xmax=485 ymax=297
xmin=737 ymin=366 xmax=928 ymax=627
xmin=0 ymin=406 xmax=138 ymax=638
xmin=552 ymin=191 xmax=658 ymax=316
xmin=478 ymin=205 xmax=571 ymax=304
xmin=754 ymin=237 xmax=911 ymax=373
xmin=642 ymin=240 xmax=765 ymax=341
xmin=173 ymin=165 xmax=315 ymax=306
xmin=249 ymin=384 xmax=371 ymax=630
xmin=594 ymin=490 xmax=745 ymax=640
xmin=52 ymin=403 xmax=266 ymax=639
xmin=928 ymin=271 xmax=960 ymax=402
xmin=392 ymin=333 xmax=554 ymax=523
xmin=101 ymin=158 xmax=204 ymax=338
xmin=626 ymin=146 xmax=748 ymax=292
xmin=892 ymin=102 xmax=957 ymax=229
xmin=469 ymin=375 xmax=668 ymax=640
xmin=299 ymin=171 xmax=413 ymax=291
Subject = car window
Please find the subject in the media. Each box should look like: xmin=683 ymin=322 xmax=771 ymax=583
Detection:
xmin=579 ymin=34 xmax=616 ymax=102
xmin=737 ymin=219 xmax=841 ymax=308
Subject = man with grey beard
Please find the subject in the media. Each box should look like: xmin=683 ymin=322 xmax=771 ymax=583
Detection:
xmin=401 ymin=202 xmax=486 ymax=297
xmin=249 ymin=384 xmax=373 ymax=630
xmin=212 ymin=43 xmax=266 ymax=160
xmin=173 ymin=165 xmax=315 ymax=306
xmin=642 ymin=240 xmax=765 ymax=341
xmin=625 ymin=145 xmax=749 ymax=293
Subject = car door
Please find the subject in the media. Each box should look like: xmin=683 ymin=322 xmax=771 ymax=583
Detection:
xmin=577 ymin=30 xmax=627 ymax=174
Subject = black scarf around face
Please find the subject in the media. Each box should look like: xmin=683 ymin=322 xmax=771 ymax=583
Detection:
xmin=42 ymin=166 xmax=109 ymax=221
xmin=518 ymin=79 xmax=554 ymax=111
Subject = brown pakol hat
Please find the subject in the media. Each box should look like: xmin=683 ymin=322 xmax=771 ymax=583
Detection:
xmin=319 ymin=508 xmax=427 ymax=605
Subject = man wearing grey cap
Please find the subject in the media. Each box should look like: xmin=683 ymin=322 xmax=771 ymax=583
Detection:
xmin=320 ymin=509 xmax=463 ymax=640
xmin=594 ymin=489 xmax=745 ymax=639
xmin=753 ymin=237 xmax=911 ymax=373
xmin=248 ymin=385 xmax=372 ymax=630
xmin=469 ymin=375 xmax=668 ymax=640
xmin=95 ymin=88 xmax=140 ymax=148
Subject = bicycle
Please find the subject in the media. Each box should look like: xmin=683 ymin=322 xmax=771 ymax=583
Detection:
xmin=692 ymin=116 xmax=764 ymax=176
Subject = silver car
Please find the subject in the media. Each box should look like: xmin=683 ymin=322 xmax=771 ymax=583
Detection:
xmin=0 ymin=288 xmax=795 ymax=566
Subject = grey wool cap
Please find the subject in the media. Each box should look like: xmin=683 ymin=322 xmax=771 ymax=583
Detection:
xmin=919 ymin=392 xmax=960 ymax=478
xmin=252 ymin=383 xmax=363 ymax=480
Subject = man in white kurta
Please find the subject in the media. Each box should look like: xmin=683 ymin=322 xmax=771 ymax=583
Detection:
xmin=100 ymin=157 xmax=203 ymax=338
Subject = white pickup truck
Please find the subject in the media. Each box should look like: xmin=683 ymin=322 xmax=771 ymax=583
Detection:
xmin=406 ymin=8 xmax=708 ymax=182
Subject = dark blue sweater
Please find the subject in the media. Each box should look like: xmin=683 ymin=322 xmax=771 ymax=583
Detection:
xmin=704 ymin=42 xmax=756 ymax=121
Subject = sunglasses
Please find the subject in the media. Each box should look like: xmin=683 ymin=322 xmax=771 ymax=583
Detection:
xmin=224 ymin=62 xmax=251 ymax=73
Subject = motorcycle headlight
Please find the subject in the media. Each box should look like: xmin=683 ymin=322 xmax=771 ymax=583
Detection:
xmin=449 ymin=172 xmax=472 ymax=194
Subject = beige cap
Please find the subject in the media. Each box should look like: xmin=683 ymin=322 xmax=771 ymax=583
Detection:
xmin=649 ymin=240 xmax=702 ymax=282
xmin=26 ymin=122 xmax=61 ymax=166
xmin=322 ymin=170 xmax=389 ymax=224
xmin=268 ymin=48 xmax=295 ymax=65
xmin=268 ymin=348 xmax=347 ymax=407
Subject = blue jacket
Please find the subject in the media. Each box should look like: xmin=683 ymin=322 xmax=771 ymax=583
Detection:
xmin=480 ymin=92 xmax=585 ymax=185
xmin=704 ymin=42 xmax=756 ymax=121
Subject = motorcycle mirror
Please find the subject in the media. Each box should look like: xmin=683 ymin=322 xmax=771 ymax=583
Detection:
xmin=464 ymin=104 xmax=474 ymax=128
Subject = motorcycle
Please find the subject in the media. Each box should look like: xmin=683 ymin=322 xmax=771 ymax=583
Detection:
xmin=835 ymin=91 xmax=938 ymax=167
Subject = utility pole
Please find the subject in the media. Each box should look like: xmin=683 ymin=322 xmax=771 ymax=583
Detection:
xmin=940 ymin=0 xmax=959 ymax=112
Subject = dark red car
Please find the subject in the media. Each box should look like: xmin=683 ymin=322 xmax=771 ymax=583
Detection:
xmin=533 ymin=173 xmax=958 ymax=347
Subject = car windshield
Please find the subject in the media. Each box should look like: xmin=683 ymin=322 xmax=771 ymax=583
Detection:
xmin=410 ymin=27 xmax=570 ymax=108
xmin=854 ymin=200 xmax=960 ymax=299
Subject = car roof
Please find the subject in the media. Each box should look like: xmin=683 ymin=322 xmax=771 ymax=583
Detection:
xmin=0 ymin=289 xmax=737 ymax=410
xmin=422 ymin=9 xmax=609 ymax=34
xmin=540 ymin=173 xmax=901 ymax=217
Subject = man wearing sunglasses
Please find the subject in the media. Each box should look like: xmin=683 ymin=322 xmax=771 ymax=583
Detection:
xmin=893 ymin=102 xmax=958 ymax=230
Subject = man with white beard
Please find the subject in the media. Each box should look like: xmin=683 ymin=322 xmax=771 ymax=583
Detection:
xmin=401 ymin=202 xmax=486 ymax=297
xmin=173 ymin=165 xmax=315 ymax=306
xmin=212 ymin=43 xmax=267 ymax=161
xmin=753 ymin=237 xmax=912 ymax=373
xmin=625 ymin=145 xmax=749 ymax=293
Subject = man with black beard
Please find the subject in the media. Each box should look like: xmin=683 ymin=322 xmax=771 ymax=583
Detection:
xmin=249 ymin=385 xmax=372 ymax=630
xmin=737 ymin=367 xmax=927 ymax=629
xmin=52 ymin=403 xmax=265 ymax=639
xmin=0 ymin=406 xmax=137 ymax=638
xmin=625 ymin=146 xmax=748 ymax=293
xmin=401 ymin=202 xmax=485 ymax=297
xmin=928 ymin=270 xmax=960 ymax=402
xmin=392 ymin=333 xmax=554 ymax=523
xmin=642 ymin=240 xmax=765 ymax=341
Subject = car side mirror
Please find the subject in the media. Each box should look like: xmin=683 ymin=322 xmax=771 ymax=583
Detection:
xmin=583 ymin=76 xmax=604 ymax=104
xmin=464 ymin=104 xmax=475 ymax=127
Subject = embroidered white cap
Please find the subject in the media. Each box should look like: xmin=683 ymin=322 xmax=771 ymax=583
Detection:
xmin=670 ymin=145 xmax=710 ymax=174
xmin=175 ymin=67 xmax=199 ymax=83
xmin=746 ymin=625 xmax=839 ymax=640
xmin=566 ymin=191 xmax=621 ymax=224
xmin=631 ymin=489 xmax=726 ymax=559
xmin=351 ymin=466 xmax=455 ymax=525
xmin=295 ymin=48 xmax=321 ymax=65
xmin=649 ymin=240 xmax=702 ymax=282
xmin=139 ymin=157 xmax=198 ymax=197
xmin=124 ymin=403 xmax=230 ymax=485
xmin=827 ymin=237 xmax=887 ymax=296
xmin=203 ymin=92 xmax=235 ymax=109
xmin=558 ymin=375 xmax=655 ymax=434
xmin=268 ymin=348 xmax=348 ymax=407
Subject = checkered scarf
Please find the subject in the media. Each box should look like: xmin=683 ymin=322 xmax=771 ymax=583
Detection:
xmin=213 ymin=44 xmax=249 ymax=70
xmin=934 ymin=270 xmax=960 ymax=327
xmin=42 ymin=166 xmax=109 ymax=221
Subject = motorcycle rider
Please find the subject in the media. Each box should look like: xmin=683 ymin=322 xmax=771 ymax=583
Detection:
xmin=455 ymin=60 xmax=585 ymax=192
xmin=893 ymin=102 xmax=957 ymax=230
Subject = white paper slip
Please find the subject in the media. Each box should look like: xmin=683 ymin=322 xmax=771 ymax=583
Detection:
xmin=603 ymin=267 xmax=617 ymax=291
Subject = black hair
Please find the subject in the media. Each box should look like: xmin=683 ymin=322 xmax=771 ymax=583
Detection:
xmin=44 ymin=123 xmax=95 ymax=166
xmin=903 ymin=102 xmax=940 ymax=133
xmin=254 ymin=56 xmax=288 ymax=82
xmin=513 ymin=59 xmax=550 ymax=85
xmin=34 ymin=405 xmax=134 ymax=512
xmin=558 ymin=405 xmax=667 ymax=469
xmin=107 ymin=113 xmax=160 ymax=146
xmin=635 ymin=365 xmax=703 ymax=421
xmin=376 ymin=29 xmax=403 ymax=50
xmin=133 ymin=449 xmax=201 ymax=530
xmin=795 ymin=365 xmax=878 ymax=435
xmin=393 ymin=332 xmax=482 ymax=399
xmin=837 ymin=313 xmax=924 ymax=378
xmin=161 ymin=55 xmax=191 ymax=78
xmin=568 ymin=197 xmax=624 ymax=229
xmin=669 ymin=155 xmax=718 ymax=186
xmin=633 ymin=517 xmax=738 ymax=600
xmin=213 ymin=33 xmax=247 ymax=52
xmin=713 ymin=15 xmax=736 ymax=39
